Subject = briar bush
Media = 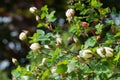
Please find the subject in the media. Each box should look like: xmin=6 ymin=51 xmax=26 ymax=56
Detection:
xmin=12 ymin=0 xmax=120 ymax=80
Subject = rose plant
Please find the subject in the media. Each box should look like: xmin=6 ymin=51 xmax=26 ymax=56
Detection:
xmin=12 ymin=0 xmax=120 ymax=80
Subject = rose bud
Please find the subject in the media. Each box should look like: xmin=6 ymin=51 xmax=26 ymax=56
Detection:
xmin=56 ymin=37 xmax=62 ymax=45
xmin=36 ymin=15 xmax=40 ymax=21
xmin=81 ymin=21 xmax=88 ymax=27
xmin=96 ymin=47 xmax=114 ymax=58
xmin=66 ymin=8 xmax=75 ymax=21
xmin=19 ymin=31 xmax=28 ymax=41
xmin=80 ymin=50 xmax=93 ymax=59
xmin=96 ymin=47 xmax=106 ymax=58
xmin=104 ymin=47 xmax=113 ymax=57
xmin=30 ymin=43 xmax=41 ymax=52
xmin=12 ymin=58 xmax=18 ymax=65
xmin=29 ymin=6 xmax=37 ymax=13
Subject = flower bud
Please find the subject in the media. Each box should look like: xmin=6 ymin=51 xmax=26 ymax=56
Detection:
xmin=36 ymin=15 xmax=40 ymax=21
xmin=56 ymin=37 xmax=62 ymax=45
xmin=19 ymin=31 xmax=28 ymax=41
xmin=29 ymin=6 xmax=37 ymax=13
xmin=12 ymin=58 xmax=17 ymax=64
xmin=104 ymin=47 xmax=113 ymax=57
xmin=30 ymin=43 xmax=41 ymax=52
xmin=66 ymin=9 xmax=75 ymax=21
xmin=96 ymin=47 xmax=105 ymax=58
xmin=80 ymin=50 xmax=93 ymax=59
xmin=81 ymin=22 xmax=88 ymax=27
xmin=96 ymin=47 xmax=113 ymax=58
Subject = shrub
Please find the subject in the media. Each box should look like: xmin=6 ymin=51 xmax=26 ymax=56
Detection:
xmin=12 ymin=0 xmax=120 ymax=80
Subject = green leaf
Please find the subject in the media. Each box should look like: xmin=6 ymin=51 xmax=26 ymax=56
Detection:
xmin=37 ymin=22 xmax=48 ymax=28
xmin=95 ymin=23 xmax=103 ymax=34
xmin=41 ymin=5 xmax=48 ymax=12
xmin=46 ymin=11 xmax=56 ymax=22
xmin=99 ymin=8 xmax=109 ymax=16
xmin=84 ymin=37 xmax=97 ymax=48
xmin=41 ymin=69 xmax=50 ymax=80
xmin=41 ymin=5 xmax=48 ymax=19
xmin=56 ymin=64 xmax=67 ymax=74
xmin=114 ymin=51 xmax=120 ymax=62
xmin=56 ymin=60 xmax=68 ymax=74
xmin=12 ymin=66 xmax=22 ymax=77
xmin=37 ymin=29 xmax=45 ymax=36
xmin=114 ymin=32 xmax=120 ymax=38
xmin=91 ymin=0 xmax=102 ymax=8
xmin=46 ymin=33 xmax=53 ymax=37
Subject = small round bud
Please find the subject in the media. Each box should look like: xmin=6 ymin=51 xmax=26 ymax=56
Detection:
xmin=19 ymin=31 xmax=28 ymax=41
xmin=80 ymin=50 xmax=93 ymax=59
xmin=81 ymin=22 xmax=88 ymax=27
xmin=30 ymin=43 xmax=41 ymax=52
xmin=29 ymin=6 xmax=37 ymax=13
xmin=66 ymin=9 xmax=75 ymax=21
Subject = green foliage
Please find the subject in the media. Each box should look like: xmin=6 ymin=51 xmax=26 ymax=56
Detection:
xmin=84 ymin=36 xmax=97 ymax=48
xmin=12 ymin=0 xmax=120 ymax=80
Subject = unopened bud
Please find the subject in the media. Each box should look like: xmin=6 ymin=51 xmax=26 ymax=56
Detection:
xmin=36 ymin=15 xmax=40 ymax=21
xmin=96 ymin=47 xmax=113 ymax=58
xmin=56 ymin=37 xmax=62 ymax=45
xmin=81 ymin=22 xmax=88 ymax=27
xmin=12 ymin=58 xmax=17 ymax=64
xmin=80 ymin=50 xmax=93 ymax=59
xmin=30 ymin=43 xmax=41 ymax=52
xmin=19 ymin=31 xmax=28 ymax=41
xmin=96 ymin=47 xmax=105 ymax=58
xmin=29 ymin=6 xmax=37 ymax=13
xmin=104 ymin=47 xmax=113 ymax=57
xmin=66 ymin=9 xmax=75 ymax=21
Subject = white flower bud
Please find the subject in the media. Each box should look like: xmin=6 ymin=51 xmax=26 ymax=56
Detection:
xmin=56 ymin=37 xmax=62 ymax=45
xmin=29 ymin=6 xmax=37 ymax=13
xmin=96 ymin=47 xmax=113 ymax=58
xmin=104 ymin=47 xmax=113 ymax=57
xmin=66 ymin=9 xmax=75 ymax=21
xmin=19 ymin=31 xmax=28 ymax=41
xmin=12 ymin=58 xmax=17 ymax=64
xmin=80 ymin=50 xmax=93 ymax=59
xmin=36 ymin=15 xmax=40 ymax=21
xmin=30 ymin=43 xmax=41 ymax=52
xmin=44 ymin=45 xmax=50 ymax=49
xmin=96 ymin=47 xmax=105 ymax=58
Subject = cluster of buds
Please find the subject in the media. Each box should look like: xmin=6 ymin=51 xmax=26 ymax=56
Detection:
xmin=79 ymin=50 xmax=93 ymax=59
xmin=19 ymin=30 xmax=28 ymax=41
xmin=65 ymin=8 xmax=75 ymax=22
xmin=96 ymin=47 xmax=113 ymax=58
xmin=30 ymin=43 xmax=41 ymax=53
xmin=29 ymin=6 xmax=37 ymax=13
